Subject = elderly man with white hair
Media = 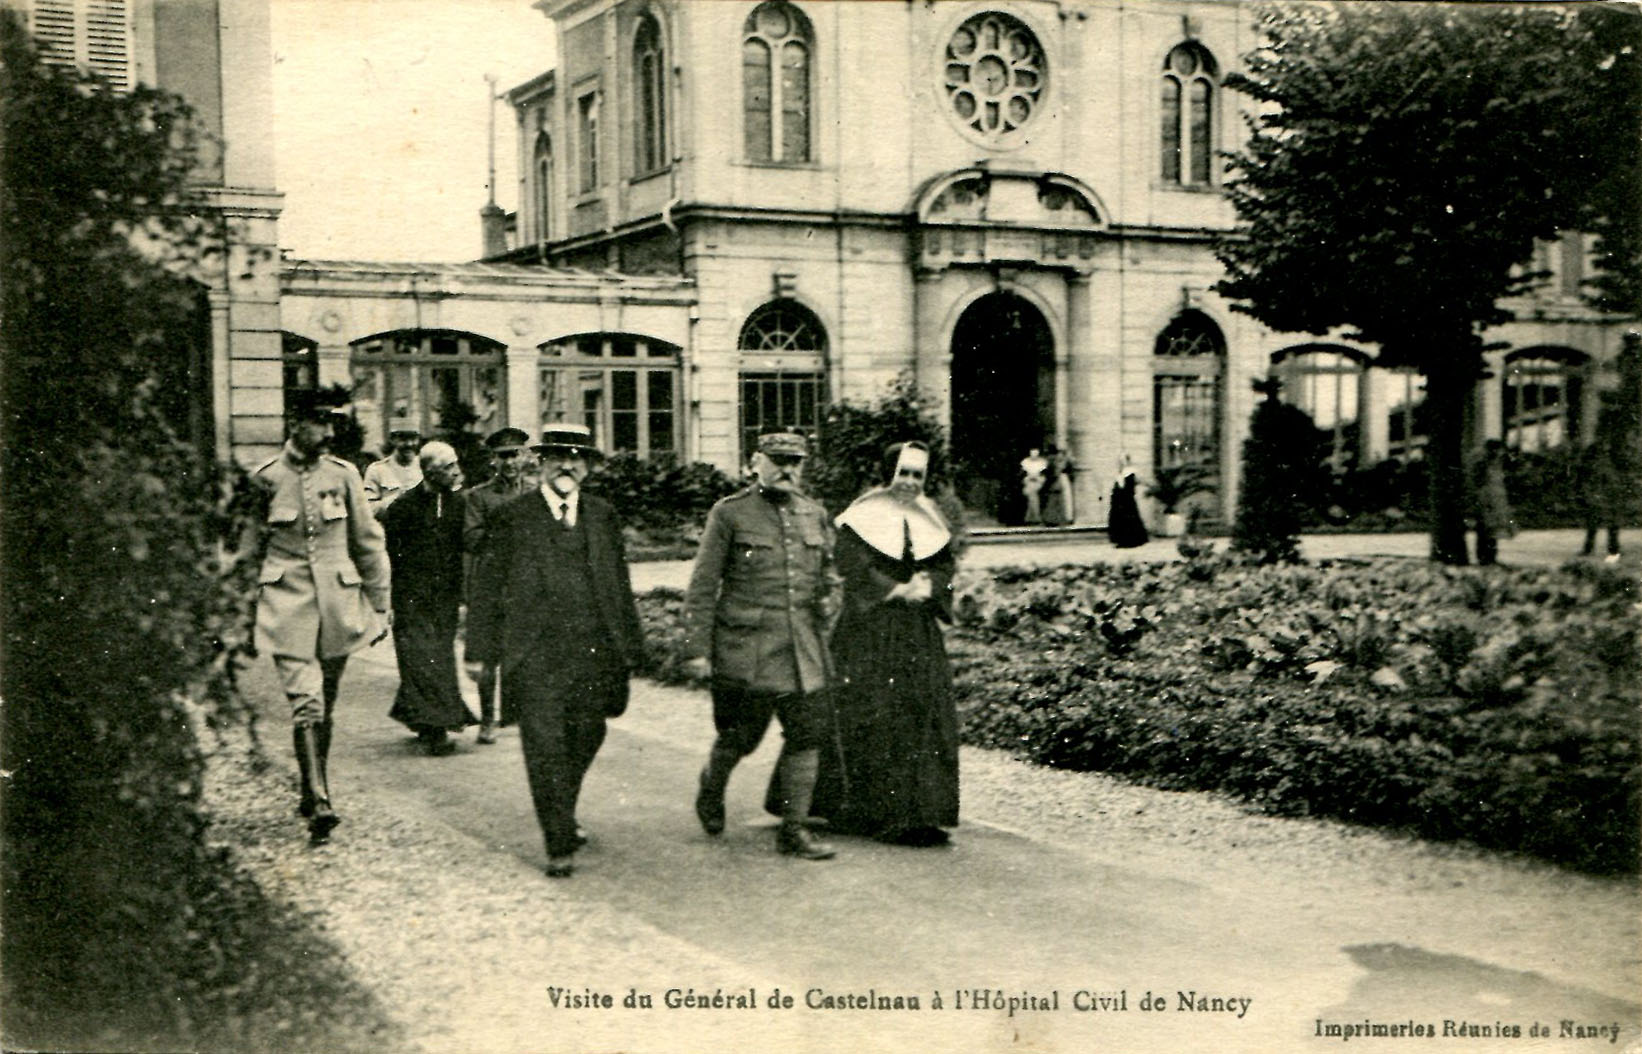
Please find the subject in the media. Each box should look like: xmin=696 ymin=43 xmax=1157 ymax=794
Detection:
xmin=381 ymin=440 xmax=478 ymax=755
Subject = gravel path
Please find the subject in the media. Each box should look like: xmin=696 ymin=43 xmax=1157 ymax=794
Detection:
xmin=202 ymin=659 xmax=1639 ymax=1054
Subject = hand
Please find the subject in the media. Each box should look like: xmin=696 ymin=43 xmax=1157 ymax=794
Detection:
xmin=371 ymin=608 xmax=393 ymax=645
xmin=682 ymin=656 xmax=711 ymax=680
xmin=907 ymin=572 xmax=934 ymax=602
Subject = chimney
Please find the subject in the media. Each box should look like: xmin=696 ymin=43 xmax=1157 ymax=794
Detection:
xmin=480 ymin=203 xmax=508 ymax=259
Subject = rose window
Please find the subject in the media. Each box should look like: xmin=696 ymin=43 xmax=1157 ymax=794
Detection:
xmin=943 ymin=13 xmax=1045 ymax=140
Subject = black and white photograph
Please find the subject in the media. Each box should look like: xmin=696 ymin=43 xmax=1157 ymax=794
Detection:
xmin=2 ymin=0 xmax=1638 ymax=1051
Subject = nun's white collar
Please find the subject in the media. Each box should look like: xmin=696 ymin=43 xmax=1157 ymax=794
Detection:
xmin=835 ymin=488 xmax=951 ymax=561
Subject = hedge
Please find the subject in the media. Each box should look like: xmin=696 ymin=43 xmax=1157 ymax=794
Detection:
xmin=634 ymin=553 xmax=1640 ymax=874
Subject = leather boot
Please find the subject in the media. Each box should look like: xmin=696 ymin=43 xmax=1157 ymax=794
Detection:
xmin=297 ymin=723 xmax=339 ymax=844
xmin=294 ymin=726 xmax=315 ymax=819
xmin=694 ymin=741 xmax=740 ymax=836
xmin=776 ymin=748 xmax=835 ymax=860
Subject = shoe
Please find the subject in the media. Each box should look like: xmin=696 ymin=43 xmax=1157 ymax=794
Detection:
xmin=777 ymin=823 xmax=836 ymax=860
xmin=476 ymin=723 xmax=497 ymax=744
xmin=308 ymin=806 xmax=340 ymax=845
xmin=425 ymin=732 xmax=456 ymax=757
xmin=694 ymin=768 xmax=725 ymax=836
xmin=545 ymin=856 xmax=575 ymax=879
xmin=1605 ymin=553 xmax=1621 ymax=564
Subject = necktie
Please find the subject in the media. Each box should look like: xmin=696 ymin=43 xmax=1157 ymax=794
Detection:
xmin=559 ymin=501 xmax=570 ymax=526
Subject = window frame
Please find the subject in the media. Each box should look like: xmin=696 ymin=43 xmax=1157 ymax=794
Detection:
xmin=1160 ymin=41 xmax=1219 ymax=189
xmin=349 ymin=330 xmax=507 ymax=454
xmin=533 ymin=132 xmax=554 ymax=242
xmin=632 ymin=12 xmax=668 ymax=178
xmin=1151 ymin=313 xmax=1226 ymax=480
xmin=538 ymin=333 xmax=682 ymax=459
xmin=1503 ymin=350 xmax=1587 ymax=453
xmin=575 ymin=88 xmax=601 ymax=195
xmin=1270 ymin=346 xmax=1368 ymax=474
xmin=741 ymin=1 xmax=813 ymax=165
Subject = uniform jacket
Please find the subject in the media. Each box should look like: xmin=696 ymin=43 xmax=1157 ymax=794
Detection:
xmin=464 ymin=489 xmax=643 ymax=675
xmin=380 ymin=482 xmax=466 ymax=619
xmin=253 ymin=444 xmax=391 ymax=660
xmin=462 ymin=473 xmax=532 ymax=601
xmin=682 ymin=486 xmax=840 ymax=695
xmin=363 ymin=456 xmax=423 ymax=515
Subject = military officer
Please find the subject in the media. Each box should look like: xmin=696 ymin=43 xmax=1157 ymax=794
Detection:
xmin=462 ymin=426 xmax=536 ymax=744
xmin=682 ymin=431 xmax=841 ymax=860
xmin=364 ymin=426 xmax=424 ymax=515
xmin=252 ymin=390 xmax=392 ymax=844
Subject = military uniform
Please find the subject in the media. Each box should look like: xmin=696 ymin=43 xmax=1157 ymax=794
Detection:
xmin=363 ymin=455 xmax=423 ymax=515
xmin=684 ymin=431 xmax=841 ymax=859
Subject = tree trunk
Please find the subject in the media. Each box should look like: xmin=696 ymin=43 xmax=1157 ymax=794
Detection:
xmin=1424 ymin=357 xmax=1475 ymax=565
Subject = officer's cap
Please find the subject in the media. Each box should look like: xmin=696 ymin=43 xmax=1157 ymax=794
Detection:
xmin=288 ymin=388 xmax=351 ymax=422
xmin=757 ymin=432 xmax=808 ymax=458
xmin=485 ymin=426 xmax=531 ymax=450
xmin=388 ymin=425 xmax=423 ymax=439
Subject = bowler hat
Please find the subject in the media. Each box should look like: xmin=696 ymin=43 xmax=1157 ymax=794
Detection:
xmin=485 ymin=426 xmax=531 ymax=449
xmin=757 ymin=431 xmax=808 ymax=458
xmin=533 ymin=422 xmax=601 ymax=457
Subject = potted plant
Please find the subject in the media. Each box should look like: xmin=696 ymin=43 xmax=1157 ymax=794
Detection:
xmin=1147 ymin=463 xmax=1214 ymax=537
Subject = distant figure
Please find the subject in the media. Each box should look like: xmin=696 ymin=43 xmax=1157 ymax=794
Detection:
xmin=813 ymin=441 xmax=959 ymax=846
xmin=463 ymin=426 xmax=536 ymax=744
xmin=1578 ymin=440 xmax=1624 ymax=562
xmin=1580 ymin=335 xmax=1641 ymax=563
xmin=1020 ymin=447 xmax=1049 ymax=525
xmin=1107 ymin=456 xmax=1149 ymax=549
xmin=382 ymin=441 xmax=477 ymax=756
xmin=1471 ymin=439 xmax=1513 ymax=566
xmin=1042 ymin=444 xmax=1075 ymax=526
xmin=363 ymin=427 xmax=424 ymax=516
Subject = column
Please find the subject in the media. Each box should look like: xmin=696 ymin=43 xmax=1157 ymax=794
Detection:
xmin=1063 ymin=271 xmax=1092 ymax=523
xmin=912 ymin=268 xmax=951 ymax=430
xmin=1086 ymin=264 xmax=1125 ymax=527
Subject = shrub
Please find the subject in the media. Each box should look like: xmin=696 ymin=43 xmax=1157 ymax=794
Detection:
xmin=586 ymin=452 xmax=739 ymax=532
xmin=1233 ymin=378 xmax=1313 ymax=561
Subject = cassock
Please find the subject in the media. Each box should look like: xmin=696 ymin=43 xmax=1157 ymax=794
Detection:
xmin=381 ymin=483 xmax=476 ymax=734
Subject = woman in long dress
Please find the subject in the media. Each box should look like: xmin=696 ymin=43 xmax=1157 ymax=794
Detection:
xmin=814 ymin=441 xmax=960 ymax=845
xmin=1107 ymin=456 xmax=1149 ymax=548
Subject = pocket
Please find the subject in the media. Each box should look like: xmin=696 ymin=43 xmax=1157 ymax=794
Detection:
xmin=258 ymin=564 xmax=285 ymax=585
xmin=337 ymin=566 xmax=362 ymax=586
xmin=734 ymin=530 xmax=779 ymax=562
xmin=319 ymin=491 xmax=348 ymax=521
xmin=267 ymin=505 xmax=298 ymax=525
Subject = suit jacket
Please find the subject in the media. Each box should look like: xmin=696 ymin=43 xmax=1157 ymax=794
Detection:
xmin=465 ymin=489 xmax=643 ymax=675
xmin=253 ymin=445 xmax=390 ymax=660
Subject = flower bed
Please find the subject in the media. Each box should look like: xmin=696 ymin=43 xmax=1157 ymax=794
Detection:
xmin=635 ymin=554 xmax=1640 ymax=874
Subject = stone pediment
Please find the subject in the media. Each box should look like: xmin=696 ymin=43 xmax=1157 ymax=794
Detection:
xmin=913 ymin=166 xmax=1108 ymax=270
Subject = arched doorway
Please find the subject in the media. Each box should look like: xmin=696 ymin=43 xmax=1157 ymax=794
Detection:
xmin=949 ymin=291 xmax=1054 ymax=523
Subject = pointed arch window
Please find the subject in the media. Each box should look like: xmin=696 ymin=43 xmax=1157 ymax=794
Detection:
xmin=742 ymin=2 xmax=812 ymax=164
xmin=634 ymin=13 xmax=667 ymax=175
xmin=533 ymin=133 xmax=553 ymax=242
xmin=1161 ymin=42 xmax=1218 ymax=186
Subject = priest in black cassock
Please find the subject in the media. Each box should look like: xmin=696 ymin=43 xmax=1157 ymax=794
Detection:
xmin=382 ymin=441 xmax=478 ymax=756
xmin=815 ymin=440 xmax=960 ymax=846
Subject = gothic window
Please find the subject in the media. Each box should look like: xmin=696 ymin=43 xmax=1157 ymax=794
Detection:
xmin=577 ymin=91 xmax=600 ymax=193
xmin=738 ymin=300 xmax=829 ymax=460
xmin=1270 ymin=346 xmax=1366 ymax=473
xmin=1503 ymin=349 xmax=1587 ymax=452
xmin=538 ymin=334 xmax=681 ymax=457
xmin=943 ymin=11 xmax=1045 ymax=142
xmin=634 ymin=13 xmax=667 ymax=175
xmin=742 ymin=2 xmax=812 ymax=163
xmin=349 ymin=331 xmax=506 ymax=454
xmin=533 ymin=133 xmax=553 ymax=241
xmin=1152 ymin=312 xmax=1224 ymax=477
xmin=1161 ymin=42 xmax=1218 ymax=186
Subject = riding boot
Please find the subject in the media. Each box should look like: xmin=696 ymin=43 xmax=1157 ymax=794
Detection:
xmin=294 ymin=726 xmax=315 ymax=819
xmin=776 ymin=749 xmax=835 ymax=860
xmin=297 ymin=723 xmax=339 ymax=844
xmin=694 ymin=741 xmax=741 ymax=836
xmin=477 ymin=668 xmax=498 ymax=744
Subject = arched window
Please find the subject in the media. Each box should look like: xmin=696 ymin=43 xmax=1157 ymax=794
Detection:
xmin=1161 ymin=42 xmax=1218 ymax=186
xmin=633 ymin=13 xmax=667 ymax=175
xmin=349 ymin=330 xmax=506 ymax=454
xmin=1503 ymin=348 xmax=1588 ymax=452
xmin=742 ymin=1 xmax=812 ymax=164
xmin=538 ymin=333 xmax=681 ymax=457
xmin=1152 ymin=312 xmax=1224 ymax=480
xmin=738 ymin=300 xmax=828 ymax=460
xmin=533 ymin=133 xmax=553 ymax=242
xmin=1270 ymin=345 xmax=1366 ymax=473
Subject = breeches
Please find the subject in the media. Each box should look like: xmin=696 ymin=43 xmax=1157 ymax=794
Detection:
xmin=273 ymin=654 xmax=348 ymax=725
xmin=710 ymin=679 xmax=827 ymax=755
xmin=509 ymin=651 xmax=625 ymax=858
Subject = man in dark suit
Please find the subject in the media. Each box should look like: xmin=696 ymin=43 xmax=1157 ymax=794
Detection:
xmin=462 ymin=426 xmax=536 ymax=743
xmin=464 ymin=423 xmax=643 ymax=878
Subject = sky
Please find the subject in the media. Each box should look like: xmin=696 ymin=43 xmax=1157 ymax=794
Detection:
xmin=270 ymin=0 xmax=556 ymax=262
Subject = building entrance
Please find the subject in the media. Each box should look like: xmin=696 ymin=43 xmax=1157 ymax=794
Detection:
xmin=949 ymin=292 xmax=1055 ymax=524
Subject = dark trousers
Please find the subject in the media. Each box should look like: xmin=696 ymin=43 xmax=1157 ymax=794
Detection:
xmin=509 ymin=651 xmax=623 ymax=858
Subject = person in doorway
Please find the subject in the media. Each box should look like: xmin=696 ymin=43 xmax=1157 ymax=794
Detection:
xmin=814 ymin=441 xmax=959 ymax=846
xmin=464 ymin=424 xmax=643 ymax=879
xmin=382 ymin=441 xmax=478 ymax=756
xmin=1107 ymin=455 xmax=1149 ymax=548
xmin=364 ymin=427 xmax=424 ymax=516
xmin=1042 ymin=444 xmax=1076 ymax=526
xmin=682 ymin=432 xmax=842 ymax=861
xmin=462 ymin=426 xmax=536 ymax=744
xmin=250 ymin=389 xmax=392 ymax=844
xmin=1019 ymin=447 xmax=1049 ymax=525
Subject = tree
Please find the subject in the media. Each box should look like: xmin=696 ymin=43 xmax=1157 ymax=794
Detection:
xmin=1232 ymin=378 xmax=1310 ymax=563
xmin=1216 ymin=2 xmax=1642 ymax=564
